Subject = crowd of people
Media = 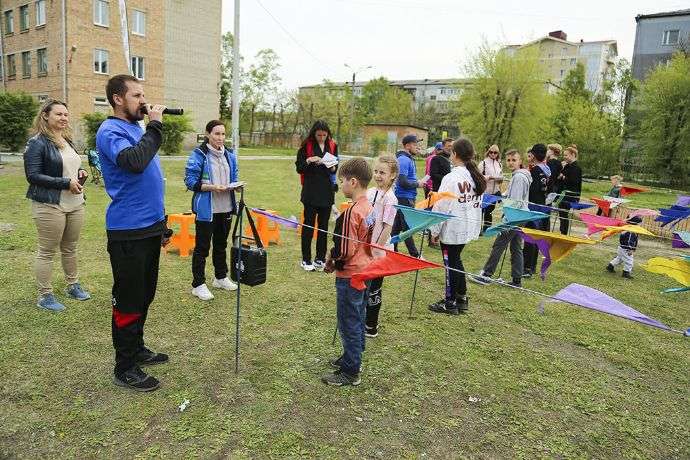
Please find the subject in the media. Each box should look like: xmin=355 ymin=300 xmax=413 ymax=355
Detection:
xmin=23 ymin=73 xmax=604 ymax=391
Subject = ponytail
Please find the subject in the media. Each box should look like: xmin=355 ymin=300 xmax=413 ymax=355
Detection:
xmin=452 ymin=138 xmax=487 ymax=195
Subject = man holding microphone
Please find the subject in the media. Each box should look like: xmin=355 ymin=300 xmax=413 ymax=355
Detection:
xmin=96 ymin=74 xmax=169 ymax=392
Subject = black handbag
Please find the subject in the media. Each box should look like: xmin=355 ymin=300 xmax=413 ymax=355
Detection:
xmin=230 ymin=202 xmax=267 ymax=286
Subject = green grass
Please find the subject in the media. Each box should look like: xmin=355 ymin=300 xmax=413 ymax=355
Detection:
xmin=0 ymin=159 xmax=688 ymax=458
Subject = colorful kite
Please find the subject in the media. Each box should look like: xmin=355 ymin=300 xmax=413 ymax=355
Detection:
xmin=519 ymin=228 xmax=596 ymax=279
xmin=655 ymin=206 xmax=690 ymax=227
xmin=578 ymin=213 xmax=625 ymax=236
xmin=390 ymin=206 xmax=452 ymax=244
xmin=568 ymin=202 xmax=595 ymax=211
xmin=641 ymin=256 xmax=690 ymax=293
xmin=591 ymin=197 xmax=612 ymax=216
xmin=545 ymin=283 xmax=672 ymax=331
xmin=350 ymin=249 xmax=442 ymax=290
xmin=628 ymin=208 xmax=659 ymax=219
xmin=483 ymin=207 xmax=550 ymax=236
xmin=598 ymin=224 xmax=656 ymax=241
xmin=674 ymin=195 xmax=690 ymax=207
xmin=619 ymin=186 xmax=648 ymax=197
xmin=481 ymin=193 xmax=502 ymax=209
xmin=415 ymin=191 xmax=457 ymax=210
xmin=672 ymin=231 xmax=690 ymax=249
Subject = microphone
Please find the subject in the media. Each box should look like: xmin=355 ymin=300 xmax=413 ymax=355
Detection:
xmin=141 ymin=106 xmax=184 ymax=115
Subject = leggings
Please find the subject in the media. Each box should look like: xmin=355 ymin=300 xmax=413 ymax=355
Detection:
xmin=441 ymin=243 xmax=467 ymax=300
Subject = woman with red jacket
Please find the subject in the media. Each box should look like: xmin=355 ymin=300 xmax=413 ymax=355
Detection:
xmin=295 ymin=120 xmax=338 ymax=271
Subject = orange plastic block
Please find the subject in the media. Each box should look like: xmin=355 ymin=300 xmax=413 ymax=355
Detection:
xmin=245 ymin=209 xmax=280 ymax=245
xmin=165 ymin=213 xmax=196 ymax=257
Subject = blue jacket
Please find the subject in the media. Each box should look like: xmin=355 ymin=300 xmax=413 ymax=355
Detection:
xmin=395 ymin=150 xmax=418 ymax=200
xmin=619 ymin=231 xmax=638 ymax=251
xmin=184 ymin=143 xmax=238 ymax=222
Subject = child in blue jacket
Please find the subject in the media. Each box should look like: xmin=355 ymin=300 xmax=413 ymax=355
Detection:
xmin=606 ymin=215 xmax=642 ymax=279
xmin=184 ymin=120 xmax=240 ymax=300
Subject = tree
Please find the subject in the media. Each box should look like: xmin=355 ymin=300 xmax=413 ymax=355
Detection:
xmin=633 ymin=52 xmax=690 ymax=187
xmin=160 ymin=113 xmax=194 ymax=155
xmin=81 ymin=112 xmax=107 ymax=151
xmin=457 ymin=43 xmax=553 ymax=151
xmin=358 ymin=77 xmax=391 ymax=122
xmin=0 ymin=92 xmax=38 ymax=151
xmin=219 ymin=32 xmax=242 ymax=121
xmin=371 ymin=87 xmax=413 ymax=124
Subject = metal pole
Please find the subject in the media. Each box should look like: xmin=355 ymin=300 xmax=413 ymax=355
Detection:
xmin=231 ymin=0 xmax=241 ymax=156
xmin=349 ymin=71 xmax=355 ymax=153
xmin=408 ymin=231 xmax=427 ymax=318
xmin=235 ymin=188 xmax=244 ymax=373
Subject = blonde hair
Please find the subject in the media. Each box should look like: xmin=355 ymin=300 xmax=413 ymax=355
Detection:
xmin=564 ymin=144 xmax=578 ymax=158
xmin=611 ymin=175 xmax=623 ymax=183
xmin=374 ymin=154 xmax=399 ymax=190
xmin=505 ymin=148 xmax=524 ymax=168
xmin=33 ymin=100 xmax=72 ymax=148
xmin=547 ymin=143 xmax=562 ymax=155
xmin=485 ymin=144 xmax=500 ymax=157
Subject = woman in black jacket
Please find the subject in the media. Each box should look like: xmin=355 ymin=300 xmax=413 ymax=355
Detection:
xmin=555 ymin=145 xmax=583 ymax=235
xmin=24 ymin=100 xmax=90 ymax=311
xmin=295 ymin=120 xmax=338 ymax=271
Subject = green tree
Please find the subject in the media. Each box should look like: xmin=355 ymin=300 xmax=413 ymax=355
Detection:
xmin=81 ymin=112 xmax=108 ymax=151
xmin=372 ymin=87 xmax=413 ymax=124
xmin=160 ymin=113 xmax=194 ymax=155
xmin=0 ymin=92 xmax=38 ymax=151
xmin=358 ymin=77 xmax=391 ymax=122
xmin=457 ymin=43 xmax=552 ymax=151
xmin=219 ymin=32 xmax=243 ymax=121
xmin=633 ymin=52 xmax=690 ymax=187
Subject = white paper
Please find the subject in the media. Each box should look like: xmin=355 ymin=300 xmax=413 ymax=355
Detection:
xmin=228 ymin=181 xmax=246 ymax=189
xmin=321 ymin=152 xmax=338 ymax=167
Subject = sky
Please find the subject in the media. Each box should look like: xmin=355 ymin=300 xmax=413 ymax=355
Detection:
xmin=221 ymin=0 xmax=688 ymax=90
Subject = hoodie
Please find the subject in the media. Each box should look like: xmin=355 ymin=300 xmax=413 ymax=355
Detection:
xmin=505 ymin=168 xmax=532 ymax=210
xmin=395 ymin=150 xmax=418 ymax=200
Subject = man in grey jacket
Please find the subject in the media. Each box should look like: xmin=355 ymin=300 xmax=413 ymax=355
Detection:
xmin=470 ymin=149 xmax=532 ymax=287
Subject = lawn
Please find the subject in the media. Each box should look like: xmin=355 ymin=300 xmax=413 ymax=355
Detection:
xmin=0 ymin=158 xmax=688 ymax=458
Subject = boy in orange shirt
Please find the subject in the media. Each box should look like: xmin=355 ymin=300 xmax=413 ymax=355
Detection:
xmin=323 ymin=158 xmax=374 ymax=386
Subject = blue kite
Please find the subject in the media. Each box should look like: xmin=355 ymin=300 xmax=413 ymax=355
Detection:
xmin=484 ymin=206 xmax=551 ymax=236
xmin=390 ymin=206 xmax=452 ymax=244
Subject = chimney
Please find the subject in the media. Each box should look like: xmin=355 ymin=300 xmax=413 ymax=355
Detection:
xmin=548 ymin=30 xmax=567 ymax=41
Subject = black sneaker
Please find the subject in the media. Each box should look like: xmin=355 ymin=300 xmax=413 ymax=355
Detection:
xmin=522 ymin=271 xmax=533 ymax=279
xmin=606 ymin=263 xmax=615 ymax=273
xmin=329 ymin=355 xmax=344 ymax=369
xmin=365 ymin=325 xmax=378 ymax=338
xmin=321 ymin=369 xmax=361 ymax=386
xmin=455 ymin=296 xmax=469 ymax=313
xmin=428 ymin=300 xmax=460 ymax=315
xmin=508 ymin=279 xmax=522 ymax=288
xmin=113 ymin=366 xmax=160 ymax=392
xmin=622 ymin=271 xmax=633 ymax=279
xmin=135 ymin=347 xmax=169 ymax=366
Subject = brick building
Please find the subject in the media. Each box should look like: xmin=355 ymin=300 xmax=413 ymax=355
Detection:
xmin=0 ymin=0 xmax=221 ymax=148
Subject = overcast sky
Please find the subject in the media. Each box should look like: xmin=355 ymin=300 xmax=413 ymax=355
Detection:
xmin=221 ymin=0 xmax=688 ymax=90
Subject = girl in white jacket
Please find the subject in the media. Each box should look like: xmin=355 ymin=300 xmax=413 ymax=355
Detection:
xmin=429 ymin=138 xmax=486 ymax=315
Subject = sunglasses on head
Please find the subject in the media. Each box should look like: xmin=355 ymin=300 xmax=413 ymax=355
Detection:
xmin=489 ymin=150 xmax=499 ymax=154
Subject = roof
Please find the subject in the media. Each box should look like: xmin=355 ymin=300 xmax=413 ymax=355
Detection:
xmin=364 ymin=123 xmax=428 ymax=131
xmin=299 ymin=78 xmax=472 ymax=90
xmin=636 ymin=9 xmax=690 ymax=21
xmin=509 ymin=35 xmax=617 ymax=50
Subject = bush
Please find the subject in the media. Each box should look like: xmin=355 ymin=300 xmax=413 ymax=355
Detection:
xmin=81 ymin=112 xmax=108 ymax=151
xmin=0 ymin=92 xmax=38 ymax=151
xmin=369 ymin=133 xmax=387 ymax=156
xmin=161 ymin=113 xmax=194 ymax=155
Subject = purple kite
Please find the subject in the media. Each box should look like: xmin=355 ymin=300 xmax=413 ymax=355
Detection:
xmin=672 ymin=231 xmax=690 ymax=249
xmin=675 ymin=195 xmax=690 ymax=208
xmin=250 ymin=208 xmax=299 ymax=229
xmin=547 ymin=283 xmax=672 ymax=332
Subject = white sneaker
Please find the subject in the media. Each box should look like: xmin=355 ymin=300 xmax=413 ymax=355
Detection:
xmin=312 ymin=260 xmax=326 ymax=271
xmin=213 ymin=277 xmax=238 ymax=291
xmin=191 ymin=284 xmax=214 ymax=300
xmin=300 ymin=260 xmax=315 ymax=271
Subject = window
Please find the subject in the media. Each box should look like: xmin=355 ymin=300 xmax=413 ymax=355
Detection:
xmin=94 ymin=96 xmax=108 ymax=105
xmin=7 ymin=54 xmax=16 ymax=77
xmin=22 ymin=51 xmax=31 ymax=77
xmin=37 ymin=48 xmax=47 ymax=75
xmin=662 ymin=29 xmax=680 ymax=45
xmin=4 ymin=10 xmax=13 ymax=34
xmin=131 ymin=10 xmax=145 ymax=35
xmin=94 ymin=0 xmax=109 ymax=26
xmin=20 ymin=5 xmax=29 ymax=31
xmin=131 ymin=56 xmax=144 ymax=79
xmin=429 ymin=95 xmax=436 ymax=100
xmin=570 ymin=58 xmax=576 ymax=65
xmin=35 ymin=0 xmax=45 ymax=26
xmin=560 ymin=69 xmax=565 ymax=77
xmin=93 ymin=48 xmax=108 ymax=74
xmin=37 ymin=94 xmax=48 ymax=103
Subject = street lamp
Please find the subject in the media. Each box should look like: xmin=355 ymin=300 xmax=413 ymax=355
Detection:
xmin=344 ymin=63 xmax=372 ymax=153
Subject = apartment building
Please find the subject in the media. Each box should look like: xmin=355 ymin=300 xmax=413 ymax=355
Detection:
xmin=503 ymin=31 xmax=617 ymax=94
xmin=0 ymin=0 xmax=221 ymax=147
xmin=632 ymin=9 xmax=690 ymax=80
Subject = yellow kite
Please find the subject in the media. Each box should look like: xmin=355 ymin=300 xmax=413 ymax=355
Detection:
xmin=415 ymin=191 xmax=458 ymax=209
xmin=641 ymin=257 xmax=690 ymax=288
xmin=520 ymin=227 xmax=597 ymax=279
xmin=598 ymin=224 xmax=656 ymax=241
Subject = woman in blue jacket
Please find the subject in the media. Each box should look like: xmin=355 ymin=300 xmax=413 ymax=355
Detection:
xmin=184 ymin=120 xmax=240 ymax=301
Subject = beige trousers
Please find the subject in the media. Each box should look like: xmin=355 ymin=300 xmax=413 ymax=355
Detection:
xmin=31 ymin=202 xmax=85 ymax=295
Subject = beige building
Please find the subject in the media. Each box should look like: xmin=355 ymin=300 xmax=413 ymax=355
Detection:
xmin=362 ymin=123 xmax=428 ymax=156
xmin=0 ymin=0 xmax=220 ymax=149
xmin=504 ymin=31 xmax=617 ymax=94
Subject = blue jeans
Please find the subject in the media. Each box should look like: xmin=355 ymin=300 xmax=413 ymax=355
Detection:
xmin=336 ymin=277 xmax=369 ymax=375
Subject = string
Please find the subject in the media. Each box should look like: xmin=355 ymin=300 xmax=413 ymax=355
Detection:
xmin=246 ymin=208 xmax=687 ymax=335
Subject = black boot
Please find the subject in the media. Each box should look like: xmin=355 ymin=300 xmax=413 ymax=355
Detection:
xmin=606 ymin=263 xmax=615 ymax=273
xmin=455 ymin=296 xmax=469 ymax=314
xmin=622 ymin=271 xmax=633 ymax=279
xmin=429 ymin=299 xmax=459 ymax=315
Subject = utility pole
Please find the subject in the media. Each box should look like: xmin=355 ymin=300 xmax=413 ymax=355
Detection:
xmin=231 ymin=0 xmax=241 ymax=155
xmin=344 ymin=64 xmax=372 ymax=154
